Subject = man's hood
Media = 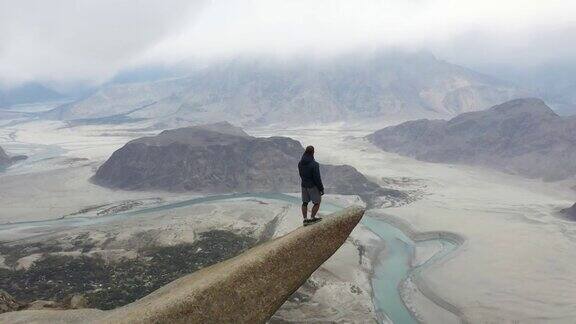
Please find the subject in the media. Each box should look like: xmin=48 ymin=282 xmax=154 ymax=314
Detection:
xmin=300 ymin=153 xmax=315 ymax=165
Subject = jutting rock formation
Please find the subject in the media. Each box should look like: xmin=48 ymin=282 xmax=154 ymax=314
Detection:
xmin=0 ymin=206 xmax=365 ymax=324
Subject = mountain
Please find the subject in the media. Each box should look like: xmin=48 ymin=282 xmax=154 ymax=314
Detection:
xmin=0 ymin=83 xmax=64 ymax=108
xmin=46 ymin=52 xmax=522 ymax=126
xmin=0 ymin=146 xmax=27 ymax=167
xmin=367 ymin=98 xmax=576 ymax=181
xmin=93 ymin=122 xmax=403 ymax=206
xmin=483 ymin=63 xmax=576 ymax=116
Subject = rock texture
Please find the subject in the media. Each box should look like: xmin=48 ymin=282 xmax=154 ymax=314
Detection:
xmin=367 ymin=98 xmax=576 ymax=181
xmin=93 ymin=122 xmax=403 ymax=206
xmin=46 ymin=52 xmax=522 ymax=126
xmin=0 ymin=206 xmax=365 ymax=324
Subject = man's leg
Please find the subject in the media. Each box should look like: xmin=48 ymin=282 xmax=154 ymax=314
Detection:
xmin=301 ymin=187 xmax=310 ymax=220
xmin=311 ymin=203 xmax=320 ymax=218
xmin=310 ymin=186 xmax=322 ymax=220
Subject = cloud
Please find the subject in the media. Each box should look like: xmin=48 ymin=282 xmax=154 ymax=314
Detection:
xmin=1 ymin=0 xmax=575 ymax=86
xmin=144 ymin=0 xmax=576 ymax=63
xmin=0 ymin=0 xmax=203 ymax=87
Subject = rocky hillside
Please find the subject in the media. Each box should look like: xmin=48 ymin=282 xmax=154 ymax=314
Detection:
xmin=93 ymin=122 xmax=403 ymax=206
xmin=47 ymin=52 xmax=522 ymax=126
xmin=367 ymin=98 xmax=576 ymax=181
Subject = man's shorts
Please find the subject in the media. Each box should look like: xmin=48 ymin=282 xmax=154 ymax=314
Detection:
xmin=302 ymin=186 xmax=322 ymax=204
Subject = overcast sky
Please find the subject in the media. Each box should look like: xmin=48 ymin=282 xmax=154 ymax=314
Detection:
xmin=1 ymin=0 xmax=575 ymax=87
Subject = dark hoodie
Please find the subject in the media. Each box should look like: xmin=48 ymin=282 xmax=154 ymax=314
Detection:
xmin=298 ymin=153 xmax=324 ymax=192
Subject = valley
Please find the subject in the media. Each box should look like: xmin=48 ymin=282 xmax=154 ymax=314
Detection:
xmin=2 ymin=115 xmax=576 ymax=322
xmin=2 ymin=2 xmax=576 ymax=322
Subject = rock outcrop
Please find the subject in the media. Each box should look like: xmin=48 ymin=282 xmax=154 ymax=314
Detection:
xmin=0 ymin=206 xmax=365 ymax=323
xmin=93 ymin=122 xmax=404 ymax=206
xmin=368 ymin=98 xmax=576 ymax=181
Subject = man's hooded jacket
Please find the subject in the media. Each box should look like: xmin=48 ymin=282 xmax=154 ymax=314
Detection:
xmin=298 ymin=153 xmax=324 ymax=192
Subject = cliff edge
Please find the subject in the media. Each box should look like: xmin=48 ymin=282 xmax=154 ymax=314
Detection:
xmin=0 ymin=206 xmax=365 ymax=324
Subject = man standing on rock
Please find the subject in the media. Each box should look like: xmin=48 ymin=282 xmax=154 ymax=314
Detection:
xmin=298 ymin=145 xmax=324 ymax=226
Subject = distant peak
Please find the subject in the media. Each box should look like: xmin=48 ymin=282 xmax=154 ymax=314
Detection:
xmin=196 ymin=121 xmax=251 ymax=137
xmin=491 ymin=98 xmax=557 ymax=117
xmin=158 ymin=122 xmax=250 ymax=138
xmin=134 ymin=122 xmax=252 ymax=147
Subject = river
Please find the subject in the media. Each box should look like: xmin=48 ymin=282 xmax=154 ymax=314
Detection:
xmin=0 ymin=192 xmax=459 ymax=323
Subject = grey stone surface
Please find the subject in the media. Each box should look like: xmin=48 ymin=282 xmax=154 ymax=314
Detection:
xmin=0 ymin=309 xmax=105 ymax=324
xmin=0 ymin=206 xmax=365 ymax=324
xmin=368 ymin=98 xmax=576 ymax=181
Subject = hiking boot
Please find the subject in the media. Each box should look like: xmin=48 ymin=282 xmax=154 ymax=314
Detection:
xmin=303 ymin=219 xmax=311 ymax=226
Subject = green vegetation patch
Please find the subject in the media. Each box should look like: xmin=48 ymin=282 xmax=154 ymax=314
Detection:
xmin=0 ymin=230 xmax=256 ymax=310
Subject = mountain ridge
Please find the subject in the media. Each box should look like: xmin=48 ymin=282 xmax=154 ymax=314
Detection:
xmin=367 ymin=98 xmax=576 ymax=181
xmin=45 ymin=52 xmax=524 ymax=127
